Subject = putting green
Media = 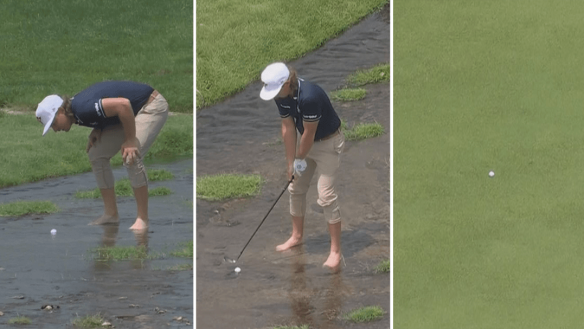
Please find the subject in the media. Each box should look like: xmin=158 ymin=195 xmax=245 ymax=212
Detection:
xmin=395 ymin=1 xmax=584 ymax=328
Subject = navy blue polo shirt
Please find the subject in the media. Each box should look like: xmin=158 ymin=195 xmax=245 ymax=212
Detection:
xmin=275 ymin=79 xmax=341 ymax=141
xmin=71 ymin=81 xmax=154 ymax=129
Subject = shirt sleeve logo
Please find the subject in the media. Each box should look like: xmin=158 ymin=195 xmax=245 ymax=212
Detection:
xmin=94 ymin=103 xmax=101 ymax=116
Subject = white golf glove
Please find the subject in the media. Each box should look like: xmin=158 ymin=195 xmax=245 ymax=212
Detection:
xmin=294 ymin=158 xmax=307 ymax=176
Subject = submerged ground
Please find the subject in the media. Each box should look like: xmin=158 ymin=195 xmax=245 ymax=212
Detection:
xmin=0 ymin=159 xmax=193 ymax=328
xmin=196 ymin=5 xmax=390 ymax=329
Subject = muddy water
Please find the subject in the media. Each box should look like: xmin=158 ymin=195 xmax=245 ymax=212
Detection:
xmin=0 ymin=159 xmax=193 ymax=328
xmin=197 ymin=4 xmax=390 ymax=328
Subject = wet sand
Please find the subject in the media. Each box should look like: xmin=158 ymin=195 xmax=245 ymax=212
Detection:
xmin=0 ymin=159 xmax=193 ymax=328
xmin=196 ymin=4 xmax=390 ymax=328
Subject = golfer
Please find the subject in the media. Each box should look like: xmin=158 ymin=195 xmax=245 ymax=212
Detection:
xmin=36 ymin=80 xmax=168 ymax=231
xmin=260 ymin=62 xmax=345 ymax=269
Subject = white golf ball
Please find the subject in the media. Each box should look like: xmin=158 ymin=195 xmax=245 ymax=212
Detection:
xmin=50 ymin=229 xmax=57 ymax=235
xmin=234 ymin=267 xmax=241 ymax=273
xmin=489 ymin=171 xmax=495 ymax=177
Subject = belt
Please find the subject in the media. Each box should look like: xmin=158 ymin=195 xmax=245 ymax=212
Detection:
xmin=144 ymin=90 xmax=160 ymax=106
xmin=316 ymin=129 xmax=340 ymax=142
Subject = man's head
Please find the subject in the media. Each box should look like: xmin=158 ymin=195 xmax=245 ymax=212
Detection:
xmin=36 ymin=95 xmax=63 ymax=136
xmin=260 ymin=62 xmax=293 ymax=101
xmin=36 ymin=95 xmax=74 ymax=135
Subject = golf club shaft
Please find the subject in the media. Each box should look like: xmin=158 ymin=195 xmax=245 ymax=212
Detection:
xmin=235 ymin=177 xmax=293 ymax=261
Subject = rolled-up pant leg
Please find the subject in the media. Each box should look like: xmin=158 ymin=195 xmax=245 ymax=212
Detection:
xmin=288 ymin=157 xmax=317 ymax=217
xmin=126 ymin=93 xmax=169 ymax=188
xmin=88 ymin=125 xmax=125 ymax=189
xmin=312 ymin=132 xmax=345 ymax=224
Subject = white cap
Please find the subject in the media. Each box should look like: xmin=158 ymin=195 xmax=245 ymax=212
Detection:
xmin=36 ymin=95 xmax=63 ymax=136
xmin=260 ymin=62 xmax=290 ymax=100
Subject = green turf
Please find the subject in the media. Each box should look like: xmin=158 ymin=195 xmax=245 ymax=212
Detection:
xmin=343 ymin=122 xmax=385 ymax=141
xmin=344 ymin=306 xmax=384 ymax=323
xmin=196 ymin=174 xmax=262 ymax=201
xmin=75 ymin=179 xmax=172 ymax=199
xmin=0 ymin=114 xmax=192 ymax=188
xmin=346 ymin=63 xmax=390 ymax=87
xmin=0 ymin=201 xmax=58 ymax=217
xmin=7 ymin=316 xmax=32 ymax=325
xmin=71 ymin=314 xmax=105 ymax=328
xmin=330 ymin=88 xmax=367 ymax=102
xmin=0 ymin=0 xmax=192 ymax=113
xmin=196 ymin=0 xmax=388 ymax=109
xmin=146 ymin=169 xmax=174 ymax=181
xmin=395 ymin=1 xmax=584 ymax=328
xmin=170 ymin=240 xmax=194 ymax=258
xmin=375 ymin=259 xmax=390 ymax=274
xmin=91 ymin=245 xmax=152 ymax=262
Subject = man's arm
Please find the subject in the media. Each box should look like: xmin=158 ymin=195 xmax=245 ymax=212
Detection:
xmin=296 ymin=121 xmax=318 ymax=160
xmin=281 ymin=117 xmax=297 ymax=180
xmin=101 ymin=98 xmax=139 ymax=164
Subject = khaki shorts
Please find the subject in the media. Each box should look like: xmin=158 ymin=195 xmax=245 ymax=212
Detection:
xmin=288 ymin=130 xmax=345 ymax=224
xmin=87 ymin=91 xmax=169 ymax=189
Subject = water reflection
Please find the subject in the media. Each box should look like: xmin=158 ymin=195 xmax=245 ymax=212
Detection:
xmin=287 ymin=246 xmax=347 ymax=328
xmin=92 ymin=225 xmax=151 ymax=271
xmin=289 ymin=246 xmax=314 ymax=326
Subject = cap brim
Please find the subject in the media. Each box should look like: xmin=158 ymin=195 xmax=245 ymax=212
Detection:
xmin=42 ymin=113 xmax=56 ymax=136
xmin=260 ymin=83 xmax=284 ymax=101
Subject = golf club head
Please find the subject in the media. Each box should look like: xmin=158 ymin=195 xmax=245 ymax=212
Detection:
xmin=223 ymin=256 xmax=237 ymax=263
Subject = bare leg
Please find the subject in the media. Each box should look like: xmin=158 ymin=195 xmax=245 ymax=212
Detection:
xmin=89 ymin=188 xmax=120 ymax=225
xmin=323 ymin=221 xmax=342 ymax=269
xmin=276 ymin=216 xmax=304 ymax=251
xmin=129 ymin=185 xmax=149 ymax=230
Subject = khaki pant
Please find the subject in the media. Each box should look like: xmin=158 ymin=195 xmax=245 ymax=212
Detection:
xmin=88 ymin=92 xmax=169 ymax=189
xmin=288 ymin=131 xmax=345 ymax=224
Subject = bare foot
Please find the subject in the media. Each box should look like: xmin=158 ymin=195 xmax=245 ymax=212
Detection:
xmin=129 ymin=218 xmax=148 ymax=230
xmin=276 ymin=235 xmax=302 ymax=251
xmin=88 ymin=214 xmax=119 ymax=226
xmin=323 ymin=251 xmax=343 ymax=270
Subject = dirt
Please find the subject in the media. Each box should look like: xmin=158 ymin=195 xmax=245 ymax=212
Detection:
xmin=0 ymin=158 xmax=193 ymax=328
xmin=196 ymin=3 xmax=390 ymax=329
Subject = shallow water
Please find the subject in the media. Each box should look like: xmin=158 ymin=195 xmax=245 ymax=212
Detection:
xmin=0 ymin=159 xmax=193 ymax=328
xmin=197 ymin=4 xmax=390 ymax=328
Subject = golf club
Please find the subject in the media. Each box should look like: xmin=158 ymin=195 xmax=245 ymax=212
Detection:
xmin=224 ymin=176 xmax=294 ymax=264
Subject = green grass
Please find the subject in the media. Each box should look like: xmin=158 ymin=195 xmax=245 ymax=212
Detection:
xmin=196 ymin=0 xmax=388 ymax=109
xmin=148 ymin=169 xmax=174 ymax=181
xmin=71 ymin=314 xmax=105 ymax=328
xmin=0 ymin=201 xmax=58 ymax=217
xmin=375 ymin=259 xmax=390 ymax=273
xmin=0 ymin=114 xmax=192 ymax=189
xmin=196 ymin=174 xmax=262 ymax=201
xmin=75 ymin=179 xmax=172 ymax=199
xmin=342 ymin=122 xmax=385 ymax=141
xmin=344 ymin=306 xmax=384 ymax=323
xmin=91 ymin=245 xmax=154 ymax=262
xmin=395 ymin=1 xmax=584 ymax=328
xmin=330 ymin=63 xmax=389 ymax=102
xmin=7 ymin=316 xmax=31 ymax=325
xmin=0 ymin=0 xmax=192 ymax=113
xmin=346 ymin=63 xmax=390 ymax=86
xmin=170 ymin=240 xmax=193 ymax=258
xmin=330 ymin=88 xmax=367 ymax=102
xmin=274 ymin=326 xmax=309 ymax=329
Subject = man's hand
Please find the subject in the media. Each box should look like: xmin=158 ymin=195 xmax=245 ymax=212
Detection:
xmin=101 ymin=98 xmax=139 ymax=165
xmin=86 ymin=129 xmax=102 ymax=153
xmin=293 ymin=158 xmax=307 ymax=176
xmin=121 ymin=137 xmax=140 ymax=166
